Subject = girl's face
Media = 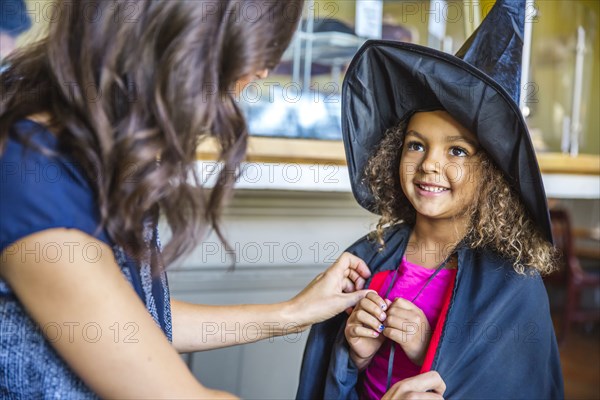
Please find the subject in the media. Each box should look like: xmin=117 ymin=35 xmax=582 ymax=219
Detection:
xmin=399 ymin=110 xmax=481 ymax=223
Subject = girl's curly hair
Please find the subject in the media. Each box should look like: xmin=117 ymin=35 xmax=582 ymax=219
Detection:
xmin=364 ymin=121 xmax=557 ymax=275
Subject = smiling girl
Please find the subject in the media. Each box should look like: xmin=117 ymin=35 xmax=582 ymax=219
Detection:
xmin=345 ymin=107 xmax=559 ymax=399
xmin=345 ymin=111 xmax=478 ymax=395
xmin=296 ymin=1 xmax=563 ymax=399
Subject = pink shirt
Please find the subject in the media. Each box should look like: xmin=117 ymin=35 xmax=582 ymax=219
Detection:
xmin=360 ymin=256 xmax=457 ymax=400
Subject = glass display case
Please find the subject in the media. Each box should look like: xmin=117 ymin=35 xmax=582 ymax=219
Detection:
xmin=240 ymin=0 xmax=481 ymax=140
xmin=237 ymin=0 xmax=599 ymax=161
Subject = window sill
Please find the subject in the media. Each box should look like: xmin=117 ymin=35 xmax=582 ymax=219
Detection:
xmin=197 ymin=137 xmax=600 ymax=175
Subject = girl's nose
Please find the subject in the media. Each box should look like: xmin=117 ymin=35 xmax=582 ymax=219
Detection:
xmin=420 ymin=150 xmax=441 ymax=174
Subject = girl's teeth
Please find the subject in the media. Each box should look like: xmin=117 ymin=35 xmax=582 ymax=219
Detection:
xmin=418 ymin=184 xmax=447 ymax=192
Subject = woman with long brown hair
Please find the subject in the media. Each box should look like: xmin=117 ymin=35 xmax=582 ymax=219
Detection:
xmin=0 ymin=1 xmax=382 ymax=398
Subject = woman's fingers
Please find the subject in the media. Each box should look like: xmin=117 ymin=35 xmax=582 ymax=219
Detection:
xmin=334 ymin=252 xmax=371 ymax=282
xmin=341 ymin=277 xmax=356 ymax=293
xmin=289 ymin=253 xmax=374 ymax=326
xmin=333 ymin=253 xmax=370 ymax=293
xmin=345 ymin=268 xmax=367 ymax=292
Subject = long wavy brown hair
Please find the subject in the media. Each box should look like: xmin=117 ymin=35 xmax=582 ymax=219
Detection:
xmin=365 ymin=120 xmax=557 ymax=275
xmin=0 ymin=0 xmax=303 ymax=270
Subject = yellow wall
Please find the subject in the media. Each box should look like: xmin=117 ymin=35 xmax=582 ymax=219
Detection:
xmin=584 ymin=0 xmax=600 ymax=155
xmin=485 ymin=0 xmax=598 ymax=155
xmin=527 ymin=0 xmax=599 ymax=154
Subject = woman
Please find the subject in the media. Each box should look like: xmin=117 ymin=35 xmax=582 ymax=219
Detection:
xmin=0 ymin=1 xmax=377 ymax=398
xmin=0 ymin=1 xmax=447 ymax=398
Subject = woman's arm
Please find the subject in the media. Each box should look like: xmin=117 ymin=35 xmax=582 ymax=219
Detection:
xmin=171 ymin=252 xmax=372 ymax=353
xmin=0 ymin=228 xmax=235 ymax=399
xmin=171 ymin=300 xmax=300 ymax=352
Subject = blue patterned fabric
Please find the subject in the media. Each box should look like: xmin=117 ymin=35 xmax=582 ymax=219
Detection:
xmin=0 ymin=120 xmax=172 ymax=397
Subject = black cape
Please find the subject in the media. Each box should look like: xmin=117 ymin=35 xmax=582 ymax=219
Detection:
xmin=296 ymin=225 xmax=563 ymax=399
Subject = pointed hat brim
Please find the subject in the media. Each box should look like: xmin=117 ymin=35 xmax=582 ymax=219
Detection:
xmin=341 ymin=40 xmax=552 ymax=244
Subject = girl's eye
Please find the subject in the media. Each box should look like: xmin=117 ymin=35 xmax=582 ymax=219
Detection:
xmin=407 ymin=141 xmax=424 ymax=152
xmin=450 ymin=147 xmax=469 ymax=157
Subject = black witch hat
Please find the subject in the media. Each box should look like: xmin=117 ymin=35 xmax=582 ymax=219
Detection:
xmin=342 ymin=0 xmax=553 ymax=243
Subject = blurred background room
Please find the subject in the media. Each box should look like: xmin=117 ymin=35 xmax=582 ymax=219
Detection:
xmin=3 ymin=0 xmax=599 ymax=399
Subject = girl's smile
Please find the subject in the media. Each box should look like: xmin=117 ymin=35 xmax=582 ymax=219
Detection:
xmin=400 ymin=111 xmax=481 ymax=222
xmin=414 ymin=181 xmax=450 ymax=196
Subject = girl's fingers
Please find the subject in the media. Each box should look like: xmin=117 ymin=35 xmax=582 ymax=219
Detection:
xmin=346 ymin=293 xmax=389 ymax=336
xmin=385 ymin=312 xmax=421 ymax=328
xmin=382 ymin=327 xmax=403 ymax=344
xmin=365 ymin=290 xmax=388 ymax=311
xmin=355 ymin=309 xmax=386 ymax=333
xmin=348 ymin=295 xmax=386 ymax=323
xmin=382 ymin=323 xmax=424 ymax=343
xmin=404 ymin=371 xmax=447 ymax=395
xmin=389 ymin=297 xmax=419 ymax=311
xmin=403 ymin=393 xmax=443 ymax=400
xmin=386 ymin=301 xmax=427 ymax=327
xmin=381 ymin=371 xmax=446 ymax=400
xmin=348 ymin=323 xmax=381 ymax=339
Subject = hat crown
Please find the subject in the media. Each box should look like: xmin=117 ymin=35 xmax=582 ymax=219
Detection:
xmin=455 ymin=0 xmax=525 ymax=104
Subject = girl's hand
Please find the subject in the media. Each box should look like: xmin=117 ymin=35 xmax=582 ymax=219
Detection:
xmin=288 ymin=252 xmax=372 ymax=329
xmin=381 ymin=371 xmax=446 ymax=400
xmin=344 ymin=291 xmax=388 ymax=370
xmin=383 ymin=298 xmax=432 ymax=366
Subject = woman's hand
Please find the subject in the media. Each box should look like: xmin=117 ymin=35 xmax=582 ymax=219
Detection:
xmin=344 ymin=291 xmax=388 ymax=370
xmin=383 ymin=298 xmax=432 ymax=366
xmin=172 ymin=253 xmax=371 ymax=353
xmin=381 ymin=371 xmax=446 ymax=400
xmin=287 ymin=252 xmax=372 ymax=329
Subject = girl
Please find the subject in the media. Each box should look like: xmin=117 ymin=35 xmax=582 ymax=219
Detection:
xmin=0 ymin=1 xmax=376 ymax=398
xmin=346 ymin=109 xmax=559 ymax=398
xmin=297 ymin=1 xmax=563 ymax=399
